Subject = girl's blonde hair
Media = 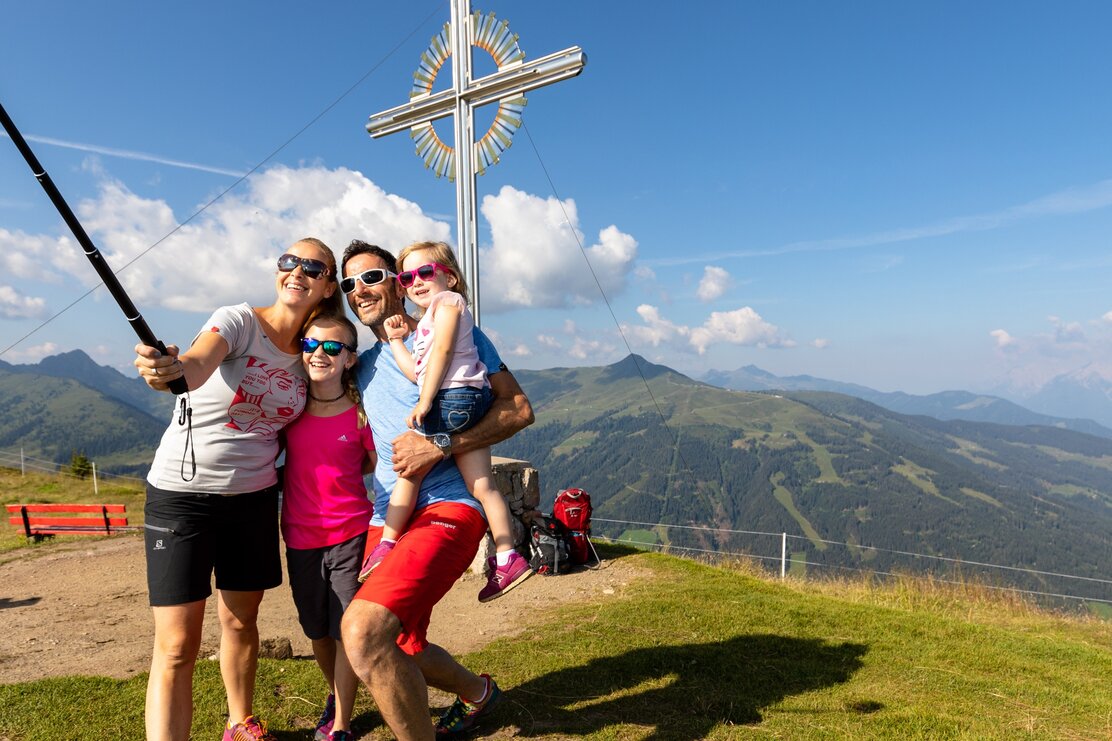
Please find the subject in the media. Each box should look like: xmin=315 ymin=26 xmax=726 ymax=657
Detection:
xmin=395 ymin=241 xmax=470 ymax=306
xmin=304 ymin=314 xmax=368 ymax=429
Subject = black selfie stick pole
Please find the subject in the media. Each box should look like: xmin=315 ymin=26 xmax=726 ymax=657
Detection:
xmin=0 ymin=101 xmax=187 ymax=394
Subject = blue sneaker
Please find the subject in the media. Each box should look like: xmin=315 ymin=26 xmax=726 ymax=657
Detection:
xmin=435 ymin=674 xmax=502 ymax=736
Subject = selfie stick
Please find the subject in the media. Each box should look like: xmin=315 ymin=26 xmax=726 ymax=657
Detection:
xmin=0 ymin=101 xmax=187 ymax=394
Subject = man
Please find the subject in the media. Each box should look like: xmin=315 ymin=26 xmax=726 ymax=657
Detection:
xmin=338 ymin=240 xmax=534 ymax=739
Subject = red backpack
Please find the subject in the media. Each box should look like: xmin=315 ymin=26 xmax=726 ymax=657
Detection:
xmin=552 ymin=488 xmax=600 ymax=566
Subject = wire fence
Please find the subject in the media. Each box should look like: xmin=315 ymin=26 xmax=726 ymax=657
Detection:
xmin=4 ymin=447 xmax=1109 ymax=607
xmin=593 ymin=517 xmax=1112 ymax=607
xmin=0 ymin=448 xmax=147 ymax=488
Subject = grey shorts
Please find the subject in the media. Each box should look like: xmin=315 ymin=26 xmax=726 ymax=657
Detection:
xmin=286 ymin=531 xmax=367 ymax=641
xmin=144 ymin=484 xmax=283 ymax=607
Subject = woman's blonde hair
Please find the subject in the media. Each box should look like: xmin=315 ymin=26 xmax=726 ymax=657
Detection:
xmin=304 ymin=314 xmax=367 ymax=429
xmin=293 ymin=237 xmax=344 ymax=334
xmin=395 ymin=241 xmax=470 ymax=306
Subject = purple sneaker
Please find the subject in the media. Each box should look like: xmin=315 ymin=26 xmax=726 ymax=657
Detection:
xmin=478 ymin=552 xmax=533 ymax=602
xmin=358 ymin=540 xmax=395 ymax=582
xmin=222 ymin=715 xmax=276 ymax=741
xmin=313 ymin=693 xmax=335 ymax=741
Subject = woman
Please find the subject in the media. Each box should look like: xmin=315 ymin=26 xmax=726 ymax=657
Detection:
xmin=135 ymin=237 xmax=342 ymax=741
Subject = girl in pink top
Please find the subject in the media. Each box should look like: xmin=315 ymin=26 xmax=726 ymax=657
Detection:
xmin=281 ymin=314 xmax=375 ymax=741
xmin=362 ymin=241 xmax=533 ymax=603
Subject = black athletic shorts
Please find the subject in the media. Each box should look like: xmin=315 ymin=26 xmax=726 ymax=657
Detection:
xmin=286 ymin=531 xmax=367 ymax=641
xmin=144 ymin=483 xmax=282 ymax=607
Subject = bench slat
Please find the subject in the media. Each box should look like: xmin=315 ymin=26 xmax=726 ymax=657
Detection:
xmin=8 ymin=516 xmax=129 ymax=528
xmin=19 ymin=527 xmax=132 ymax=535
xmin=5 ymin=504 xmax=127 ymax=514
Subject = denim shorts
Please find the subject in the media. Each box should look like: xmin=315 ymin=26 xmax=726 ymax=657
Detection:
xmin=418 ymin=385 xmax=493 ymax=436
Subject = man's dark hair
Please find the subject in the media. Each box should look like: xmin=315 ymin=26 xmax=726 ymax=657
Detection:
xmin=341 ymin=240 xmax=397 ymax=276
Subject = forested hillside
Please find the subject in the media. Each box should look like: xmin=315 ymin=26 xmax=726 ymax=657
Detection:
xmin=0 ymin=367 xmax=165 ymax=476
xmin=500 ymin=356 xmax=1112 ymax=602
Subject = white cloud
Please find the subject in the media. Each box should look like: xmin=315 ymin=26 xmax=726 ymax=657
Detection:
xmin=690 ymin=307 xmax=793 ymax=354
xmin=3 ymin=341 xmax=58 ymax=362
xmin=696 ymin=266 xmax=731 ymax=302
xmin=623 ymin=304 xmax=691 ymax=347
xmin=1047 ymin=315 xmax=1085 ymax=344
xmin=55 ymin=165 xmax=451 ymax=312
xmin=623 ymin=303 xmax=791 ymax=355
xmin=0 ymin=228 xmax=78 ymax=281
xmin=568 ymin=337 xmax=613 ymax=360
xmin=536 ymin=334 xmax=562 ymax=350
xmin=990 ymin=329 xmax=1017 ymax=348
xmin=480 ymin=186 xmax=637 ymax=311
xmin=812 ymin=338 xmax=830 ymax=349
xmin=502 ymin=343 xmax=531 ymax=357
xmin=0 ymin=132 xmax=246 ymax=177
xmin=0 ymin=285 xmax=49 ymax=319
xmin=1102 ymin=310 xmax=1112 ymax=324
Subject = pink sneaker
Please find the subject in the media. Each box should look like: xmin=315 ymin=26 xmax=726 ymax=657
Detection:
xmin=313 ymin=693 xmax=335 ymax=741
xmin=222 ymin=715 xmax=276 ymax=741
xmin=478 ymin=552 xmax=533 ymax=602
xmin=357 ymin=540 xmax=395 ymax=582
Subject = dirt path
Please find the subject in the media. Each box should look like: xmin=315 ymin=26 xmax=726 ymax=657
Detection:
xmin=0 ymin=534 xmax=643 ymax=684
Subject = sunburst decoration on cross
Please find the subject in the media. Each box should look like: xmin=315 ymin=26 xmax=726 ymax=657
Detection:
xmin=408 ymin=12 xmax=529 ymax=181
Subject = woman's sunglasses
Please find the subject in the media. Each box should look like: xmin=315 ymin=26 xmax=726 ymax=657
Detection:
xmin=340 ymin=268 xmax=397 ymax=294
xmin=278 ymin=253 xmax=330 ymax=280
xmin=397 ymin=262 xmax=453 ymax=288
xmin=301 ymin=337 xmax=355 ymax=356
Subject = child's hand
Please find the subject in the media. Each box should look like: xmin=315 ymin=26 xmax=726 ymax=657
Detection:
xmin=406 ymin=399 xmax=432 ymax=430
xmin=384 ymin=314 xmax=409 ymax=341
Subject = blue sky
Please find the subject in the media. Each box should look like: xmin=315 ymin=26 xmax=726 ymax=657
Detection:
xmin=3 ymin=1 xmax=1112 ymax=395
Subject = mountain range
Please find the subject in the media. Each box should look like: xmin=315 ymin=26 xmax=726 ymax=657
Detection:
xmin=702 ymin=364 xmax=1112 ymax=438
xmin=2 ymin=350 xmax=1111 ymax=604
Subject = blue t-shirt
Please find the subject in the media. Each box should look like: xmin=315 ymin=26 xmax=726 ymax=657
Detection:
xmin=357 ymin=326 xmax=503 ymax=526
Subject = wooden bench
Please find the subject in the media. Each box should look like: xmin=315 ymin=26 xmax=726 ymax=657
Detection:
xmin=5 ymin=503 xmax=130 ymax=541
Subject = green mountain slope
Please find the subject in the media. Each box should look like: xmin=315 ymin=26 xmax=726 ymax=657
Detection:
xmin=500 ymin=356 xmax=1112 ymax=603
xmin=0 ymin=369 xmax=166 ymax=476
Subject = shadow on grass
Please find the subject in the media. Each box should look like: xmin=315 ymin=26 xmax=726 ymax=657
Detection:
xmin=269 ymin=707 xmax=386 ymax=741
xmin=492 ymin=633 xmax=868 ymax=739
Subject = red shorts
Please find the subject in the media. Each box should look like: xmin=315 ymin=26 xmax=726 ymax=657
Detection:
xmin=354 ymin=502 xmax=486 ymax=654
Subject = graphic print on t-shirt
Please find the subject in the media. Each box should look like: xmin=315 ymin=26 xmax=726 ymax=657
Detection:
xmin=226 ymin=356 xmax=305 ymax=434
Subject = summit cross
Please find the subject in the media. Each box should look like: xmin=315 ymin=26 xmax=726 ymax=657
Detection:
xmin=367 ymin=0 xmax=585 ymax=325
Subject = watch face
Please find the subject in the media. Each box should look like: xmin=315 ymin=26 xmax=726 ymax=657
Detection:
xmin=433 ymin=433 xmax=451 ymax=449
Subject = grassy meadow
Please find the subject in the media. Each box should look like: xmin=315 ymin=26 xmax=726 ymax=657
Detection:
xmin=1 ymin=466 xmax=1110 ymax=738
xmin=1 ymin=550 xmax=1109 ymax=738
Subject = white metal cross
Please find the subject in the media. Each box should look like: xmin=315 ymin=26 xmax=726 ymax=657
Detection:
xmin=367 ymin=0 xmax=585 ymax=325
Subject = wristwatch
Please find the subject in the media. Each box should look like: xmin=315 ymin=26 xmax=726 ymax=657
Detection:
xmin=431 ymin=432 xmax=452 ymax=458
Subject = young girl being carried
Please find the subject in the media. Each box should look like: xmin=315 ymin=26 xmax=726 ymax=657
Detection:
xmin=281 ymin=314 xmax=375 ymax=741
xmin=358 ymin=241 xmax=532 ymax=602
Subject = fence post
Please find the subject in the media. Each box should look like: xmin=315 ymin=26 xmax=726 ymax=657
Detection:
xmin=781 ymin=532 xmax=787 ymax=580
xmin=92 ymin=461 xmax=99 ymax=497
